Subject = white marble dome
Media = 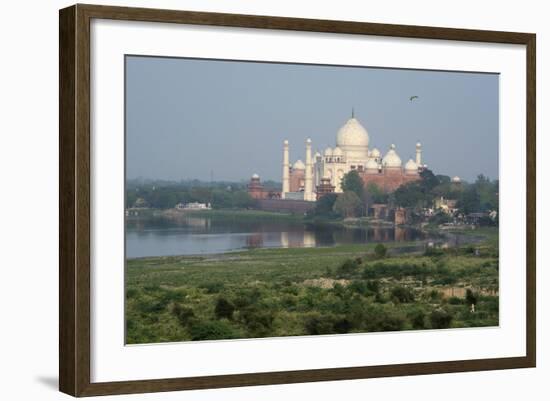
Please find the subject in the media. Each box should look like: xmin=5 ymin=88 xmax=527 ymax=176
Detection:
xmin=370 ymin=147 xmax=381 ymax=158
xmin=336 ymin=117 xmax=369 ymax=148
xmin=336 ymin=117 xmax=370 ymax=161
xmin=382 ymin=144 xmax=402 ymax=168
xmin=451 ymin=176 xmax=461 ymax=183
xmin=293 ymin=160 xmax=305 ymax=170
xmin=404 ymin=159 xmax=418 ymax=171
xmin=332 ymin=146 xmax=343 ymax=156
xmin=365 ymin=158 xmax=379 ymax=171
xmin=252 ymin=173 xmax=260 ymax=179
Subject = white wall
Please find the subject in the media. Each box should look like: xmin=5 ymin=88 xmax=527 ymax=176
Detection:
xmin=0 ymin=0 xmax=546 ymax=399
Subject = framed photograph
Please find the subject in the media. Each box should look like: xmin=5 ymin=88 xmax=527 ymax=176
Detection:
xmin=59 ymin=4 xmax=536 ymax=397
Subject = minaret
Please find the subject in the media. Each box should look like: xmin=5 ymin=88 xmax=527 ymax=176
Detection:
xmin=282 ymin=140 xmax=290 ymax=199
xmin=415 ymin=142 xmax=422 ymax=166
xmin=304 ymin=138 xmax=314 ymax=201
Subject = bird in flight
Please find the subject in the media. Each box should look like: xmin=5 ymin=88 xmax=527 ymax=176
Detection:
xmin=409 ymin=95 xmax=419 ymax=101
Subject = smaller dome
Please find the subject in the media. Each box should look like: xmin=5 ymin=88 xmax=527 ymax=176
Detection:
xmin=416 ymin=142 xmax=422 ymax=148
xmin=293 ymin=160 xmax=305 ymax=170
xmin=333 ymin=147 xmax=343 ymax=156
xmin=405 ymin=159 xmax=418 ymax=171
xmin=306 ymin=138 xmax=312 ymax=144
xmin=382 ymin=144 xmax=402 ymax=168
xmin=324 ymin=147 xmax=333 ymax=156
xmin=370 ymin=147 xmax=381 ymax=158
xmin=251 ymin=173 xmax=260 ymax=179
xmin=314 ymin=151 xmax=322 ymax=159
xmin=452 ymin=176 xmax=461 ymax=183
xmin=365 ymin=159 xmax=379 ymax=171
xmin=283 ymin=139 xmax=289 ymax=145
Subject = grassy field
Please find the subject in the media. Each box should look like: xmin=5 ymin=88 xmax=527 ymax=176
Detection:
xmin=126 ymin=228 xmax=499 ymax=344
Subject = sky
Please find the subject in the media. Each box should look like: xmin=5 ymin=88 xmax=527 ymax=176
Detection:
xmin=126 ymin=56 xmax=499 ymax=183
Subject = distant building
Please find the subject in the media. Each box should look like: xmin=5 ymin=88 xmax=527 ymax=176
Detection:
xmin=434 ymin=197 xmax=458 ymax=214
xmin=247 ymin=174 xmax=281 ymax=200
xmin=371 ymin=203 xmax=389 ymax=220
xmin=176 ymin=202 xmax=212 ymax=210
xmin=394 ymin=208 xmax=407 ymax=225
xmin=316 ymin=177 xmax=336 ymax=200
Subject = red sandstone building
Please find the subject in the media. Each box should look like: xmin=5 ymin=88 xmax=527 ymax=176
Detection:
xmin=247 ymin=174 xmax=280 ymax=200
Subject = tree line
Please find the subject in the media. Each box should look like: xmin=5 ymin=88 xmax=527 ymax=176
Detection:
xmin=309 ymin=169 xmax=499 ymax=221
xmin=126 ymin=180 xmax=258 ymax=210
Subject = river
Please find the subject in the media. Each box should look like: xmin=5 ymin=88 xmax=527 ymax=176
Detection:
xmin=125 ymin=212 xmax=478 ymax=258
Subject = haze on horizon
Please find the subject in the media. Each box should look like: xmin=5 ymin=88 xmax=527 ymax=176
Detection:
xmin=126 ymin=56 xmax=499 ymax=183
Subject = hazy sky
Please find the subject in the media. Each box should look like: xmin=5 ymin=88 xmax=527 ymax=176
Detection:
xmin=126 ymin=56 xmax=498 ymax=183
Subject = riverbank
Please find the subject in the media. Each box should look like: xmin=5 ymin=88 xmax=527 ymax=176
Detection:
xmin=126 ymin=230 xmax=499 ymax=344
xmin=162 ymin=208 xmax=303 ymax=221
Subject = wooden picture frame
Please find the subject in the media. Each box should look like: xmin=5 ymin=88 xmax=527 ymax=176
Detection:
xmin=59 ymin=3 xmax=536 ymax=397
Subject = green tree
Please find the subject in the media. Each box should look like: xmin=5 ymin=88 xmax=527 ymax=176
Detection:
xmin=365 ymin=182 xmax=387 ymax=204
xmin=436 ymin=174 xmax=451 ymax=184
xmin=231 ymin=191 xmax=255 ymax=209
xmin=126 ymin=191 xmax=138 ymax=208
xmin=333 ymin=191 xmax=362 ymax=218
xmin=341 ymin=170 xmax=365 ymax=200
xmin=465 ymin=289 xmax=478 ymax=306
xmin=393 ymin=182 xmax=425 ymax=208
xmin=419 ymin=168 xmax=440 ymax=192
xmin=374 ymin=243 xmax=387 ymax=259
xmin=341 ymin=170 xmax=367 ymax=215
xmin=457 ymin=186 xmax=481 ymax=214
xmin=311 ymin=193 xmax=339 ymax=218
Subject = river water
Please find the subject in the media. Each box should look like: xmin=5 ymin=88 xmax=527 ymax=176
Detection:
xmin=125 ymin=213 xmax=475 ymax=258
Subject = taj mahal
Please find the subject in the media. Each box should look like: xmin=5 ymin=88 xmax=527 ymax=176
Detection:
xmin=249 ymin=113 xmax=427 ymax=202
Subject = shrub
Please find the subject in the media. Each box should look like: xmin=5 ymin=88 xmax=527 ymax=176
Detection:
xmin=199 ymin=281 xmax=225 ymax=294
xmin=240 ymin=307 xmax=275 ymax=337
xmin=424 ymin=247 xmax=444 ymax=257
xmin=337 ymin=259 xmax=360 ymax=277
xmin=333 ymin=317 xmax=353 ymax=334
xmin=366 ymin=280 xmax=381 ymax=294
xmin=215 ymin=297 xmax=235 ymax=320
xmin=348 ymin=280 xmax=372 ymax=296
xmin=233 ymin=288 xmax=262 ymax=308
xmin=427 ymin=289 xmax=443 ymax=302
xmin=448 ymin=296 xmax=463 ymax=305
xmin=390 ymin=286 xmax=415 ymax=303
xmin=172 ymin=304 xmax=195 ymax=326
xmin=374 ymin=243 xmax=387 ymax=259
xmin=304 ymin=313 xmax=336 ymax=335
xmin=367 ymin=311 xmax=406 ymax=332
xmin=408 ymin=308 xmax=427 ymax=330
xmin=189 ymin=320 xmax=241 ymax=341
xmin=430 ymin=309 xmax=453 ymax=329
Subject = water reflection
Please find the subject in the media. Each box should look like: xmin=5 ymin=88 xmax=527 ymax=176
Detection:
xmin=126 ymin=214 xmax=443 ymax=258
